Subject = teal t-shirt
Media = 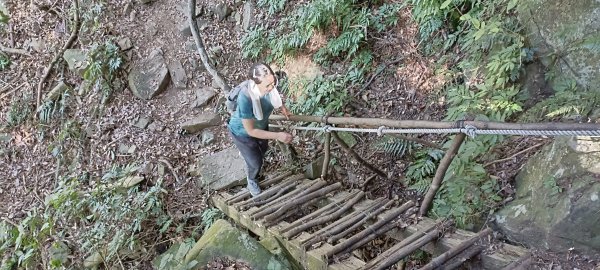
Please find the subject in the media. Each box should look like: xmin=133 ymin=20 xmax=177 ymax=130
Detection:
xmin=228 ymin=88 xmax=275 ymax=137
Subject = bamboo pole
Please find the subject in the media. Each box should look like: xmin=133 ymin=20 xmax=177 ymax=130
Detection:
xmin=321 ymin=132 xmax=331 ymax=180
xmin=419 ymin=227 xmax=492 ymax=270
xmin=325 ymin=200 xmax=414 ymax=257
xmin=283 ymin=191 xmax=365 ymax=239
xmin=252 ymin=180 xmax=327 ymax=219
xmin=370 ymin=220 xmax=454 ymax=270
xmin=264 ymin=182 xmax=342 ymax=222
xmin=362 ymin=219 xmax=444 ymax=269
xmin=270 ymin=114 xmax=600 ymax=131
xmin=301 ymin=198 xmax=386 ymax=248
xmin=235 ymin=174 xmax=304 ymax=207
xmin=226 ymin=172 xmax=296 ymax=204
xmin=331 ymin=131 xmax=388 ymax=178
xmin=238 ymin=181 xmax=297 ymax=210
xmin=419 ymin=134 xmax=466 ymax=216
xmin=440 ymin=245 xmax=485 ymax=270
xmin=327 ymin=199 xmax=395 ymax=244
xmin=280 ymin=191 xmax=354 ymax=234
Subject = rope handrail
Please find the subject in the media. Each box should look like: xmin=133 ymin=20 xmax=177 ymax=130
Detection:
xmin=270 ymin=114 xmax=600 ymax=131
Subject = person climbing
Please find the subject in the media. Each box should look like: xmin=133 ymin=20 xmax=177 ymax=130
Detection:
xmin=228 ymin=63 xmax=293 ymax=197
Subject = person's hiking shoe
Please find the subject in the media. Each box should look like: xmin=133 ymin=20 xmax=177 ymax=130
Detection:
xmin=247 ymin=180 xmax=261 ymax=197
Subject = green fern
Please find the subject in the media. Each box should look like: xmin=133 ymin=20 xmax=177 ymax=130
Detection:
xmin=241 ymin=26 xmax=268 ymax=59
xmin=257 ymin=0 xmax=286 ymax=15
xmin=371 ymin=136 xmax=415 ymax=158
xmin=409 ymin=178 xmax=431 ymax=194
xmin=405 ymin=149 xmax=444 ymax=194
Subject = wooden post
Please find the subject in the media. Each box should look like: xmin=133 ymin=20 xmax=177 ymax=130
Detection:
xmin=419 ymin=134 xmax=466 ymax=216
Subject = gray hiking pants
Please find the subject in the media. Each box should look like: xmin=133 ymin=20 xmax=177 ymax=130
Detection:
xmin=229 ymin=130 xmax=269 ymax=184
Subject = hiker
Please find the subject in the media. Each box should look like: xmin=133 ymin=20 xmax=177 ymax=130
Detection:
xmin=228 ymin=63 xmax=293 ymax=197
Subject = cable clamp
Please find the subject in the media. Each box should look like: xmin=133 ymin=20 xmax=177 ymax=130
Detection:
xmin=323 ymin=125 xmax=332 ymax=133
xmin=377 ymin=126 xmax=387 ymax=136
xmin=461 ymin=125 xmax=477 ymax=138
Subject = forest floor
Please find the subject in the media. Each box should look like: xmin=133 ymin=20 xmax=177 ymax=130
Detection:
xmin=0 ymin=0 xmax=598 ymax=269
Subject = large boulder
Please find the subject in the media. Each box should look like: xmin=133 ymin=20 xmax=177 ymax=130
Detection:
xmin=180 ymin=113 xmax=221 ymax=133
xmin=154 ymin=219 xmax=291 ymax=270
xmin=517 ymin=0 xmax=600 ymax=92
xmin=196 ymin=146 xmax=246 ymax=190
xmin=128 ymin=49 xmax=170 ymax=100
xmin=495 ymin=137 xmax=600 ymax=256
xmin=63 ymin=49 xmax=88 ymax=75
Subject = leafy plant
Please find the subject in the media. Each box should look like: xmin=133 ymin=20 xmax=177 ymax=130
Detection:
xmin=201 ymin=208 xmax=224 ymax=230
xmin=0 ymin=53 xmax=9 ymax=71
xmin=240 ymin=25 xmax=268 ymax=59
xmin=257 ymin=0 xmax=286 ymax=15
xmin=406 ymin=148 xmax=444 ymax=193
xmin=543 ymin=177 xmax=563 ymax=195
xmin=289 ymin=74 xmax=348 ymax=116
xmin=5 ymin=95 xmax=32 ymax=128
xmin=82 ymin=40 xmax=123 ymax=103
xmin=371 ymin=136 xmax=415 ymax=158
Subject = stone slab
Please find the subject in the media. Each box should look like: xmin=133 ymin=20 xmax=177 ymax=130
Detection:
xmin=198 ymin=147 xmax=246 ymax=190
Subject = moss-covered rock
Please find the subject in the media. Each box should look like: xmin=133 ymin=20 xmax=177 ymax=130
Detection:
xmin=495 ymin=137 xmax=600 ymax=256
xmin=517 ymin=0 xmax=600 ymax=92
xmin=154 ymin=219 xmax=292 ymax=270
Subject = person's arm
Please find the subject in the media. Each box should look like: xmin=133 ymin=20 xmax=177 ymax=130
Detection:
xmin=280 ymin=104 xmax=292 ymax=119
xmin=242 ymin=119 xmax=292 ymax=143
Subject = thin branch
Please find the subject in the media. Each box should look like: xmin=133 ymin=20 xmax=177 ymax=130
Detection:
xmin=188 ymin=0 xmax=230 ymax=93
xmin=484 ymin=143 xmax=545 ymax=168
xmin=419 ymin=134 xmax=466 ymax=216
xmin=0 ymin=45 xmax=31 ymax=56
xmin=441 ymin=245 xmax=485 ymax=270
xmin=36 ymin=0 xmax=80 ymax=111
xmin=331 ymin=131 xmax=387 ymax=178
xmin=356 ymin=57 xmax=403 ymax=97
xmin=158 ymin=159 xmax=180 ymax=183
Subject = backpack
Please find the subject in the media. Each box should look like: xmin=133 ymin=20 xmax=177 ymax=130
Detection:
xmin=225 ymin=71 xmax=287 ymax=115
xmin=225 ymin=81 xmax=249 ymax=115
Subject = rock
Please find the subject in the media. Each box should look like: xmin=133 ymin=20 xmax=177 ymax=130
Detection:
xmin=304 ymin=156 xmax=325 ymax=180
xmin=191 ymin=87 xmax=217 ymax=108
xmin=0 ymin=133 xmax=11 ymax=142
xmin=242 ymin=1 xmax=254 ymax=31
xmin=118 ymin=143 xmax=130 ymax=154
xmin=117 ymin=37 xmax=133 ymax=51
xmin=196 ymin=147 xmax=246 ymax=190
xmin=180 ymin=114 xmax=221 ymax=133
xmin=213 ymin=3 xmax=233 ymax=21
xmin=48 ymin=241 xmax=70 ymax=266
xmin=44 ymin=82 xmax=69 ymax=102
xmin=28 ymin=38 xmax=45 ymax=53
xmin=495 ymin=137 xmax=600 ymax=256
xmin=234 ymin=11 xmax=241 ymax=25
xmin=201 ymin=130 xmax=215 ymax=145
xmin=147 ymin=120 xmax=164 ymax=131
xmin=337 ymin=131 xmax=357 ymax=147
xmin=0 ymin=0 xmax=8 ymax=19
xmin=128 ymin=49 xmax=170 ymax=100
xmin=133 ymin=117 xmax=151 ymax=129
xmin=63 ymin=49 xmax=88 ymax=75
xmin=155 ymin=220 xmax=291 ymax=269
xmin=517 ymin=0 xmax=600 ymax=93
xmin=179 ymin=19 xmax=208 ymax=37
xmin=123 ymin=0 xmax=133 ymax=15
xmin=83 ymin=251 xmax=103 ymax=268
xmin=167 ymin=60 xmax=187 ymax=89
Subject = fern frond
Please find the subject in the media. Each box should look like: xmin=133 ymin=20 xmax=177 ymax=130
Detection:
xmin=409 ymin=178 xmax=431 ymax=194
xmin=546 ymin=105 xmax=580 ymax=118
xmin=371 ymin=136 xmax=415 ymax=157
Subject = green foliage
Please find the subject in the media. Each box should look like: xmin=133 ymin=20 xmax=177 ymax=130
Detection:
xmin=201 ymin=208 xmax=224 ymax=231
xmin=257 ymin=0 xmax=286 ymax=15
xmin=543 ymin=177 xmax=562 ymax=195
xmin=371 ymin=136 xmax=415 ymax=158
xmin=82 ymin=40 xmax=123 ymax=106
xmin=5 ymin=95 xmax=32 ymax=128
xmin=0 ymin=10 xmax=8 ymax=25
xmin=38 ymin=88 xmax=71 ymax=124
xmin=407 ymin=0 xmax=528 ymax=227
xmin=405 ymin=148 xmax=444 ymax=193
xmin=0 ymin=54 xmax=10 ymax=71
xmin=289 ymin=74 xmax=348 ymax=116
xmin=0 ymin=164 xmax=170 ymax=269
xmin=240 ymin=26 xmax=268 ymax=59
